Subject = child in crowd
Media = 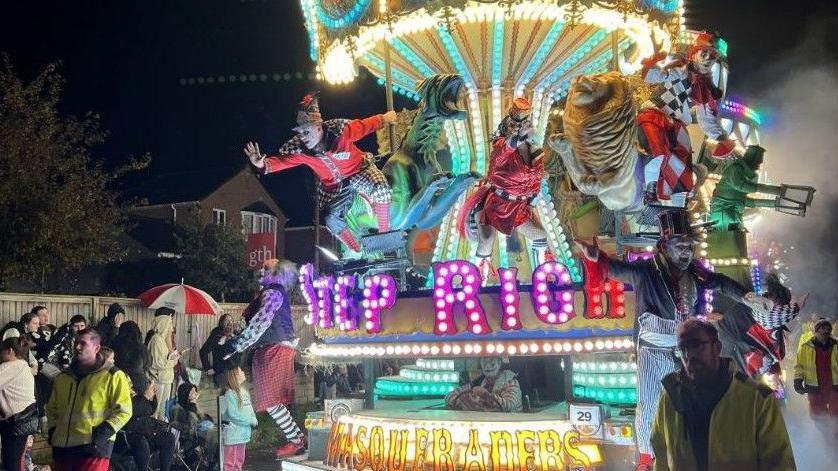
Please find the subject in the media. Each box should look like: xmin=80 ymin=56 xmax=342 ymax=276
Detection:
xmin=171 ymin=382 xmax=218 ymax=467
xmin=220 ymin=367 xmax=257 ymax=471
xmin=100 ymin=346 xmax=115 ymax=369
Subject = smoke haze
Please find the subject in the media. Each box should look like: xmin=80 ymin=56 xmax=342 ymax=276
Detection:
xmin=745 ymin=17 xmax=838 ymax=470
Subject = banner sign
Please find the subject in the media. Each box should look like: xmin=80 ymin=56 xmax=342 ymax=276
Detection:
xmin=246 ymin=232 xmax=276 ymax=270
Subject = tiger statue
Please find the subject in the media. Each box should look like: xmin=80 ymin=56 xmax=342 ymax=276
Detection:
xmin=547 ymin=71 xmax=644 ymax=212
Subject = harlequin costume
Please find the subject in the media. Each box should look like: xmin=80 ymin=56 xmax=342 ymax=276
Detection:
xmin=218 ymin=259 xmax=306 ymax=458
xmin=638 ymin=32 xmax=735 ymax=204
xmin=260 ymin=94 xmax=392 ymax=252
xmin=581 ymin=210 xmax=798 ymax=470
xmin=457 ymin=98 xmax=549 ymax=267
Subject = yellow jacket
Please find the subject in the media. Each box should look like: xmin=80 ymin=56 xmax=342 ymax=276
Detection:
xmin=46 ymin=358 xmax=133 ymax=457
xmin=794 ymin=337 xmax=838 ymax=388
xmin=148 ymin=315 xmax=178 ymax=383
xmin=651 ymin=364 xmax=795 ymax=471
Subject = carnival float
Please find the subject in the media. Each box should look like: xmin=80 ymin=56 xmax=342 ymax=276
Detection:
xmin=263 ymin=1 xmax=816 ymax=470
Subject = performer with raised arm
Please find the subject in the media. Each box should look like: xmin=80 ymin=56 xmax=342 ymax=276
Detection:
xmin=576 ymin=209 xmax=802 ymax=471
xmin=244 ymin=93 xmax=398 ymax=252
xmin=638 ymin=32 xmax=736 ymax=205
xmin=218 ymin=259 xmax=306 ymax=458
xmin=457 ymin=98 xmax=551 ymax=280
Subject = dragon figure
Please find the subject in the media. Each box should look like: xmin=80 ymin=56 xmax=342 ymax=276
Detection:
xmin=346 ymin=74 xmax=478 ymax=236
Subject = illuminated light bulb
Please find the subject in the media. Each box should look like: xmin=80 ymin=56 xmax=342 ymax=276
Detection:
xmin=439 ymin=322 xmax=448 ymax=333
xmin=435 ymin=288 xmax=445 ymax=297
xmin=562 ymin=292 xmax=573 ymax=302
xmin=487 ymin=344 xmax=496 ymax=353
xmin=508 ymin=345 xmax=518 ymax=355
xmin=505 ymin=306 xmax=516 ymax=315
xmin=435 ymin=300 xmax=446 ymax=309
xmin=547 ymin=313 xmax=557 ymax=323
xmin=520 ymin=344 xmax=529 ymax=354
xmin=595 ymin=340 xmax=605 ymax=350
xmin=445 ymin=294 xmax=454 ymax=303
xmin=452 ymin=345 xmax=462 ymax=354
xmin=539 ymin=305 xmax=549 ymax=315
xmin=496 ymin=344 xmax=505 ymax=353
xmin=385 ymin=346 xmax=394 ymax=354
xmin=574 ymin=343 xmax=583 ymax=352
xmin=529 ymin=343 xmax=538 ymax=353
xmin=543 ymin=343 xmax=553 ymax=353
xmin=564 ymin=342 xmax=573 ymax=352
xmin=430 ymin=345 xmax=440 ymax=355
xmin=559 ymin=313 xmax=568 ymax=323
xmin=442 ymin=344 xmax=452 ymax=354
xmin=411 ymin=345 xmax=421 ymax=355
xmin=473 ymin=344 xmax=482 ymax=354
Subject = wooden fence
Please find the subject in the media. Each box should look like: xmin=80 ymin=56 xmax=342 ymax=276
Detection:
xmin=0 ymin=292 xmax=315 ymax=368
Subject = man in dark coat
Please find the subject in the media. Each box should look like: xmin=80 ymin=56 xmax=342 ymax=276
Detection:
xmin=576 ymin=209 xmax=798 ymax=470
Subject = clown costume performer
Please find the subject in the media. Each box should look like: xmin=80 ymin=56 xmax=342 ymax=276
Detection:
xmin=244 ymin=93 xmax=398 ymax=252
xmin=577 ymin=210 xmax=800 ymax=470
xmin=457 ymin=98 xmax=551 ymax=279
xmin=638 ymin=32 xmax=736 ymax=206
xmin=219 ymin=259 xmax=306 ymax=458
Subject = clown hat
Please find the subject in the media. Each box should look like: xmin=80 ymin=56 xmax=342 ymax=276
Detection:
xmin=293 ymin=92 xmax=323 ymax=131
xmin=657 ymin=209 xmax=694 ymax=240
xmin=508 ymin=97 xmax=532 ymax=122
xmin=689 ymin=31 xmax=725 ymax=59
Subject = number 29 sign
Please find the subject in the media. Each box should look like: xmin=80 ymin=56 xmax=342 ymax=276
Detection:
xmin=569 ymin=403 xmax=603 ymax=440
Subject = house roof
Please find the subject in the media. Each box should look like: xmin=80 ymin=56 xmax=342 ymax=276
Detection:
xmin=133 ymin=164 xmax=253 ymax=206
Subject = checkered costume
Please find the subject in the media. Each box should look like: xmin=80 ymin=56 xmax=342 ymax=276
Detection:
xmin=262 ymin=115 xmax=393 ymax=245
xmin=639 ymin=63 xmax=726 ymax=201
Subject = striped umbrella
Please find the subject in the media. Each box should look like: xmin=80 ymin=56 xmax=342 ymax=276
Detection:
xmin=137 ymin=282 xmax=222 ymax=315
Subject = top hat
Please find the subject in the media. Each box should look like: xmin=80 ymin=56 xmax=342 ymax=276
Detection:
xmin=657 ymin=209 xmax=695 ymax=240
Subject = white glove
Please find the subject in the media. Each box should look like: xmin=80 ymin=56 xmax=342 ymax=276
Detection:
xmin=244 ymin=141 xmax=266 ymax=169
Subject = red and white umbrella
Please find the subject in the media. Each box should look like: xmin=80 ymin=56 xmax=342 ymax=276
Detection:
xmin=137 ymin=283 xmax=222 ymax=315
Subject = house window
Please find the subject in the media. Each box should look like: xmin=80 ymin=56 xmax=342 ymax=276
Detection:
xmin=240 ymin=211 xmax=277 ymax=234
xmin=212 ymin=208 xmax=226 ymax=226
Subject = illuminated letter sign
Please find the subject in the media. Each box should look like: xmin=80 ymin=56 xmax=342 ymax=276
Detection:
xmin=432 ymin=261 xmax=490 ymax=336
xmin=531 ymin=261 xmax=576 ymax=324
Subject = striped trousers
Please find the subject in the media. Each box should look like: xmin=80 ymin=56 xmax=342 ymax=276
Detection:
xmin=635 ymin=347 xmax=679 ymax=456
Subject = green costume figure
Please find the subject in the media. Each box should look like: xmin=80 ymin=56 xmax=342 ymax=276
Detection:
xmin=709 ymin=145 xmax=781 ymax=230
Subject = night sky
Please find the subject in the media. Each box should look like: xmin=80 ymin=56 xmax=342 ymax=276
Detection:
xmin=2 ymin=0 xmax=836 ymax=226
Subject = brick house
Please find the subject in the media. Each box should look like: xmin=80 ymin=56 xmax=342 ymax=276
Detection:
xmin=104 ymin=166 xmax=288 ymax=296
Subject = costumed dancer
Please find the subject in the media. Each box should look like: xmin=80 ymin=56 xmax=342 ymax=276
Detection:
xmin=244 ymin=93 xmax=398 ymax=252
xmin=457 ymin=98 xmax=551 ymax=281
xmin=218 ymin=259 xmax=305 ymax=458
xmin=718 ymin=273 xmax=807 ymax=380
xmin=576 ymin=209 xmax=800 ymax=471
xmin=638 ymin=32 xmax=736 ymax=206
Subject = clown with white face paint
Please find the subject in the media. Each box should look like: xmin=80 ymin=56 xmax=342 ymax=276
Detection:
xmin=243 ymin=93 xmax=398 ymax=253
xmin=445 ymin=357 xmax=522 ymax=412
xmin=218 ymin=259 xmax=307 ymax=458
xmin=576 ymin=209 xmax=800 ymax=471
xmin=637 ymin=32 xmax=736 ymax=206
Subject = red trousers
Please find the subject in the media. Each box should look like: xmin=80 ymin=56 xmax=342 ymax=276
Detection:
xmin=808 ymin=389 xmax=838 ymax=417
xmin=637 ymin=108 xmax=694 ymax=200
xmin=53 ymin=456 xmax=110 ymax=471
